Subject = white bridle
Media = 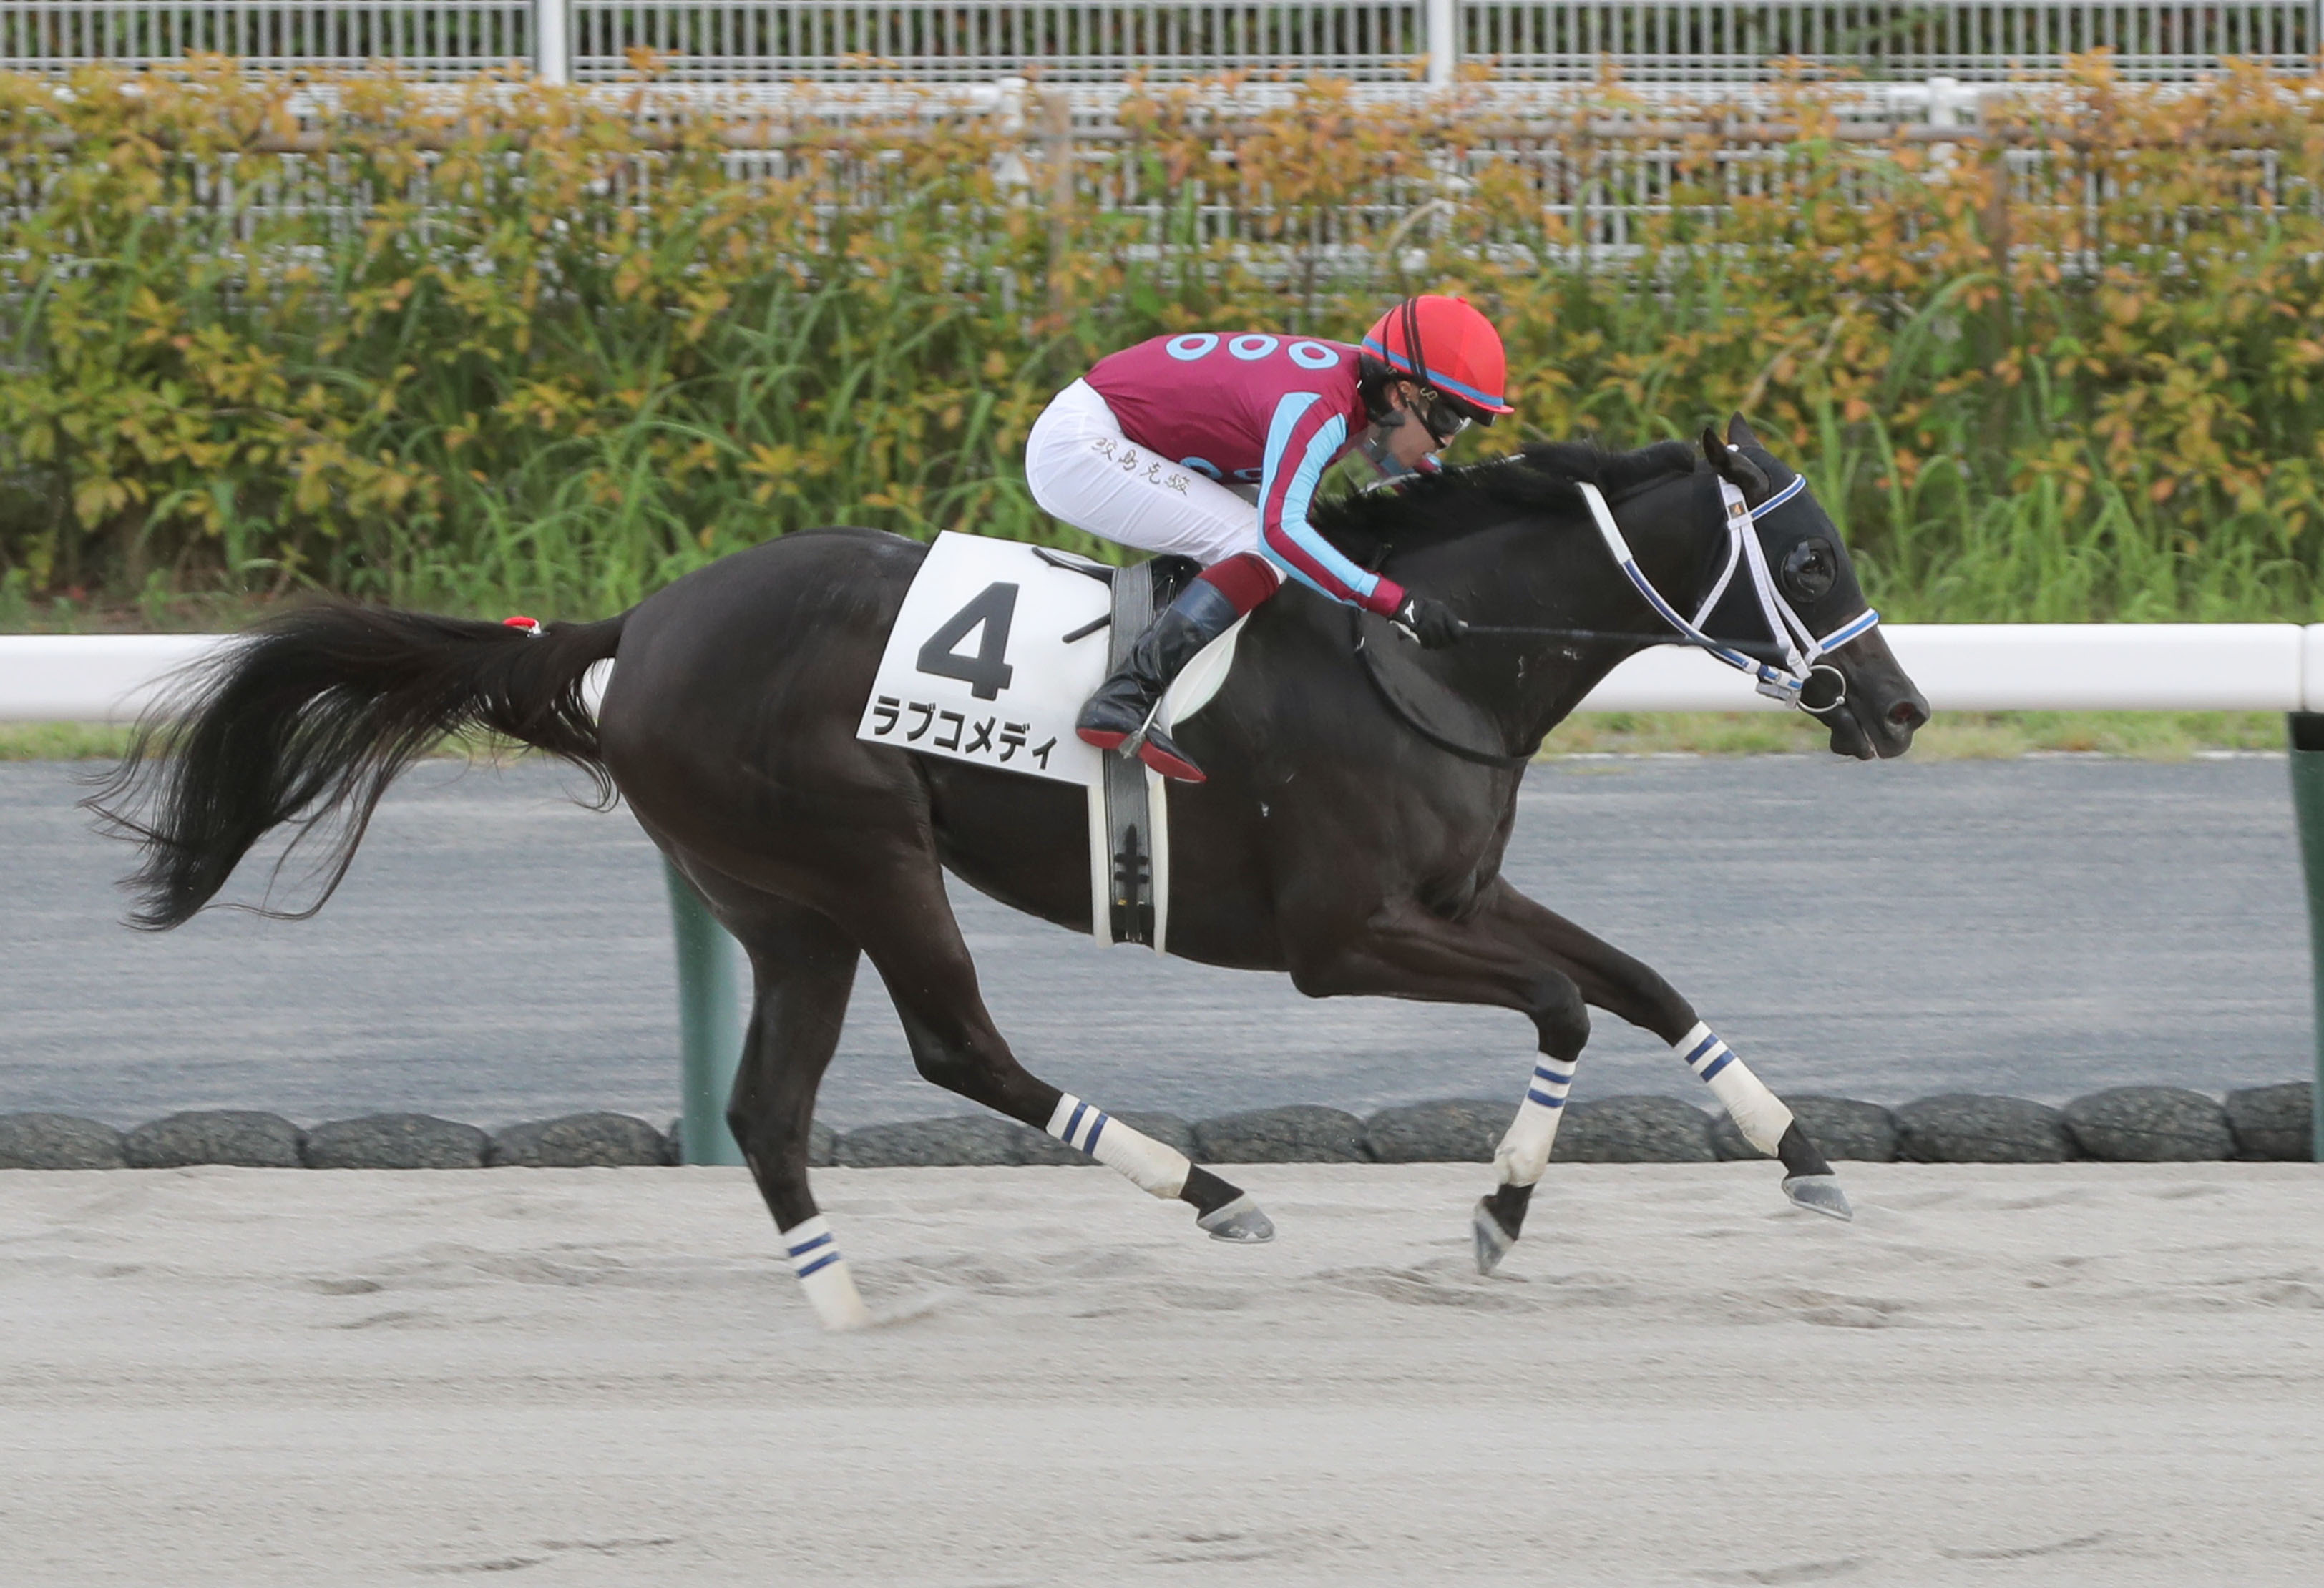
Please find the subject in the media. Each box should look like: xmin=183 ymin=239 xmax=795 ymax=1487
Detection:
xmin=1575 ymin=469 xmax=1881 ymax=712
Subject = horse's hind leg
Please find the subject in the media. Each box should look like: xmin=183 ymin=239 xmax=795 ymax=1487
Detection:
xmin=709 ymin=892 xmax=879 ymax=1330
xmin=846 ymin=866 xmax=1274 ymax=1243
xmin=660 ymin=868 xmax=883 ymax=1329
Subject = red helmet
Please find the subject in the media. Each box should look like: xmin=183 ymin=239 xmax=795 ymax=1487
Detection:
xmin=1360 ymin=295 xmax=1514 ymax=423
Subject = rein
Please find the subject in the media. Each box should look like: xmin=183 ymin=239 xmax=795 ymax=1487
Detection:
xmin=1355 ymin=617 xmax=1786 ymax=769
xmin=1352 ymin=456 xmax=1883 ymax=765
xmin=1458 ymin=623 xmax=1792 ymax=667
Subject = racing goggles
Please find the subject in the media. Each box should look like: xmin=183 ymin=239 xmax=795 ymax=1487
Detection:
xmin=1407 ymin=383 xmax=1471 ymax=449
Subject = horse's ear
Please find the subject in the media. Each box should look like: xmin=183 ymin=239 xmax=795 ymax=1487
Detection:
xmin=1726 ymin=413 xmax=1761 ymax=449
xmin=1701 ymin=425 xmax=1768 ymax=495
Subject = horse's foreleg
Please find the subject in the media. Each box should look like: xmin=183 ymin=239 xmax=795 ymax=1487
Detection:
xmin=1669 ymin=1022 xmax=1845 ymax=1217
xmin=853 ymin=871 xmax=1274 ymax=1244
xmin=1478 ymin=886 xmax=1851 ymax=1222
xmin=1280 ymin=894 xmax=1588 ymax=1271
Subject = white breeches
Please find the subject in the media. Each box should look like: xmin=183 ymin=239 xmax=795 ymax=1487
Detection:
xmin=1025 ymin=380 xmax=1269 ymax=567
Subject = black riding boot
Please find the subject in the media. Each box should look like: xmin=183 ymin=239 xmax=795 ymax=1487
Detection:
xmin=1075 ymin=578 xmax=1241 ymax=783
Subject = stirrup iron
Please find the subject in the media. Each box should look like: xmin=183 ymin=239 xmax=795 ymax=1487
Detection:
xmin=1115 ymin=698 xmax=1167 ymax=760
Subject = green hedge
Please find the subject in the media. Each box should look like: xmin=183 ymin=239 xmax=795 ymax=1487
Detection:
xmin=6 ymin=59 xmax=2324 ymax=622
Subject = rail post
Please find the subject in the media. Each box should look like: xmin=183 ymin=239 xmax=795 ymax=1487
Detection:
xmin=2288 ymin=712 xmax=2324 ymax=1161
xmin=534 ymin=0 xmax=569 ymax=84
xmin=664 ymin=858 xmax=746 ymax=1165
xmin=1425 ymin=0 xmax=1458 ymax=87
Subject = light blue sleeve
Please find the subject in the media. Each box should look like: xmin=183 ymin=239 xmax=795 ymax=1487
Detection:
xmin=1254 ymin=392 xmax=1382 ymax=608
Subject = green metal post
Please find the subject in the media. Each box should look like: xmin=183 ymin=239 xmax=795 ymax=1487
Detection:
xmin=664 ymin=858 xmax=746 ymax=1166
xmin=2288 ymin=714 xmax=2324 ymax=1162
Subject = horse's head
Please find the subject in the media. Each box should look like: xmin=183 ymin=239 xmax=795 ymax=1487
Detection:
xmin=1698 ymin=416 xmax=1928 ymax=760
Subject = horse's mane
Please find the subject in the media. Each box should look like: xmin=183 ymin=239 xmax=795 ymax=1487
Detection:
xmin=1312 ymin=438 xmax=1699 ymax=564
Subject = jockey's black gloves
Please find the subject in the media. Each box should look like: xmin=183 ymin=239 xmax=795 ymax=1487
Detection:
xmin=1390 ymin=594 xmax=1466 ymax=649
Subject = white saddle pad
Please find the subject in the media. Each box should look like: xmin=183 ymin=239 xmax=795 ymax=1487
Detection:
xmin=856 ymin=531 xmax=1241 ymax=788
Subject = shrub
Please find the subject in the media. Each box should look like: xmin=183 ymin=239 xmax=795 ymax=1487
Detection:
xmin=2 ymin=54 xmax=2321 ymax=622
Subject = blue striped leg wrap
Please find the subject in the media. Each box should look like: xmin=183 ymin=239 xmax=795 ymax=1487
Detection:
xmin=777 ymin=1213 xmax=872 ymax=1329
xmin=1673 ymin=1021 xmax=1795 ymax=1155
xmin=781 ymin=1215 xmax=844 ymax=1281
xmin=1678 ymin=1025 xmax=1738 ymax=1084
xmin=1045 ymin=1093 xmax=1191 ymax=1198
xmin=1496 ymin=1055 xmax=1576 ymax=1185
xmin=1525 ymin=1057 xmax=1577 ymax=1114
xmin=1046 ymin=1094 xmax=1112 ymax=1156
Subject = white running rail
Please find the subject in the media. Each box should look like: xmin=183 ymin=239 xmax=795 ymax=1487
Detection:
xmin=6 ymin=624 xmax=2323 ymax=722
xmin=4 ymin=1 xmax=2315 ymax=84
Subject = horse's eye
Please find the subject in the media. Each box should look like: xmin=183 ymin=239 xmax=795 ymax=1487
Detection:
xmin=1781 ymin=539 xmax=1837 ymax=603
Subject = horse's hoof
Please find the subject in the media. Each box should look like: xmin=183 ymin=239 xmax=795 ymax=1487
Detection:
xmin=1472 ymin=1197 xmax=1518 ymax=1275
xmin=1197 ymin=1192 xmax=1274 ymax=1243
xmin=1783 ymin=1173 xmax=1854 ymax=1222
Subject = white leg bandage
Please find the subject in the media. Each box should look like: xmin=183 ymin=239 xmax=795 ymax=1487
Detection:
xmin=1047 ymin=1093 xmax=1191 ymax=1200
xmin=1493 ymin=1054 xmax=1577 ymax=1187
xmin=1676 ymin=1021 xmax=1795 ymax=1157
xmin=780 ymin=1214 xmax=872 ymax=1330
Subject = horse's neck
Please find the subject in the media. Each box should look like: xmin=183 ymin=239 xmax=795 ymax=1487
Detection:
xmin=1388 ymin=469 xmax=1712 ymax=749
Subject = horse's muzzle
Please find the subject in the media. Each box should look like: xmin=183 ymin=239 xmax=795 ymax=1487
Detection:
xmin=1825 ymin=632 xmax=1928 ymax=760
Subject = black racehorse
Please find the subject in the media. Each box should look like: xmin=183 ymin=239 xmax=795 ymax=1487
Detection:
xmin=92 ymin=416 xmax=1927 ymax=1329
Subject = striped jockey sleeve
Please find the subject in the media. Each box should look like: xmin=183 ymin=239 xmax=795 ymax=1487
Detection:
xmin=1256 ymin=392 xmax=1407 ymax=615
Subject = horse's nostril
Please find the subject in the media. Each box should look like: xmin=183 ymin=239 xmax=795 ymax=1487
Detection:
xmin=1889 ymin=698 xmax=1929 ymax=731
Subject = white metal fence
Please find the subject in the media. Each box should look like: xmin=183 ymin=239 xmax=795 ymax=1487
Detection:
xmin=4 ymin=2 xmax=2317 ymax=84
xmin=3 ymin=2 xmax=533 ymax=75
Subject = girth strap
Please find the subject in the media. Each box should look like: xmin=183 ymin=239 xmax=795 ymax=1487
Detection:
xmin=1095 ymin=564 xmax=1166 ymax=949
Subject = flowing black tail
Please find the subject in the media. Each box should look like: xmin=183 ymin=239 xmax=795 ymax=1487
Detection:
xmin=84 ymin=603 xmax=628 ymax=931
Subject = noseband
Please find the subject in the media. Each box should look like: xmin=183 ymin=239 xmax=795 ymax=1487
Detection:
xmin=1575 ymin=469 xmax=1881 ymax=714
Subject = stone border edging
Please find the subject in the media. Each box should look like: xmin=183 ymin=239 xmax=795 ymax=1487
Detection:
xmin=0 ymin=1084 xmax=2311 ymax=1172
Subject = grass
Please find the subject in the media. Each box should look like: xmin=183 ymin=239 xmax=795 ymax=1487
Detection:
xmin=1545 ymin=710 xmax=2288 ymax=760
xmin=4 ymin=712 xmax=2291 ymax=764
xmin=0 ymin=722 xmax=137 ymax=760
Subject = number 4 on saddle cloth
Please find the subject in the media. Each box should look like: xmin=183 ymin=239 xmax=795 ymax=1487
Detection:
xmin=855 ymin=531 xmax=1245 ymax=952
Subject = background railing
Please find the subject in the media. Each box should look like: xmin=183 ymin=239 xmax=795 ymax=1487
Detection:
xmin=9 ymin=626 xmax=2324 ymax=1165
xmin=4 ymin=2 xmax=2318 ymax=86
xmin=2 ymin=2 xmax=534 ymax=75
xmin=10 ymin=627 xmax=2319 ymax=723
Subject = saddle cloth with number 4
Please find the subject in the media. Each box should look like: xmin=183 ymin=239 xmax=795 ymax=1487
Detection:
xmin=856 ymin=531 xmax=1239 ymax=789
xmin=856 ymin=531 xmax=1243 ymax=951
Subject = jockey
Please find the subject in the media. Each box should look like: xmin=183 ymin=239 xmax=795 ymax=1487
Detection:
xmin=1025 ymin=294 xmax=1515 ymax=783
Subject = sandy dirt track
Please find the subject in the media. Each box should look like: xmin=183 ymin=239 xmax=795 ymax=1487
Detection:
xmin=3 ymin=1162 xmax=2320 ymax=1587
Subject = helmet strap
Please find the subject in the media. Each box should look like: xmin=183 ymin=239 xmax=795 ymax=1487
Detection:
xmin=1356 ymin=422 xmax=1420 ymax=483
